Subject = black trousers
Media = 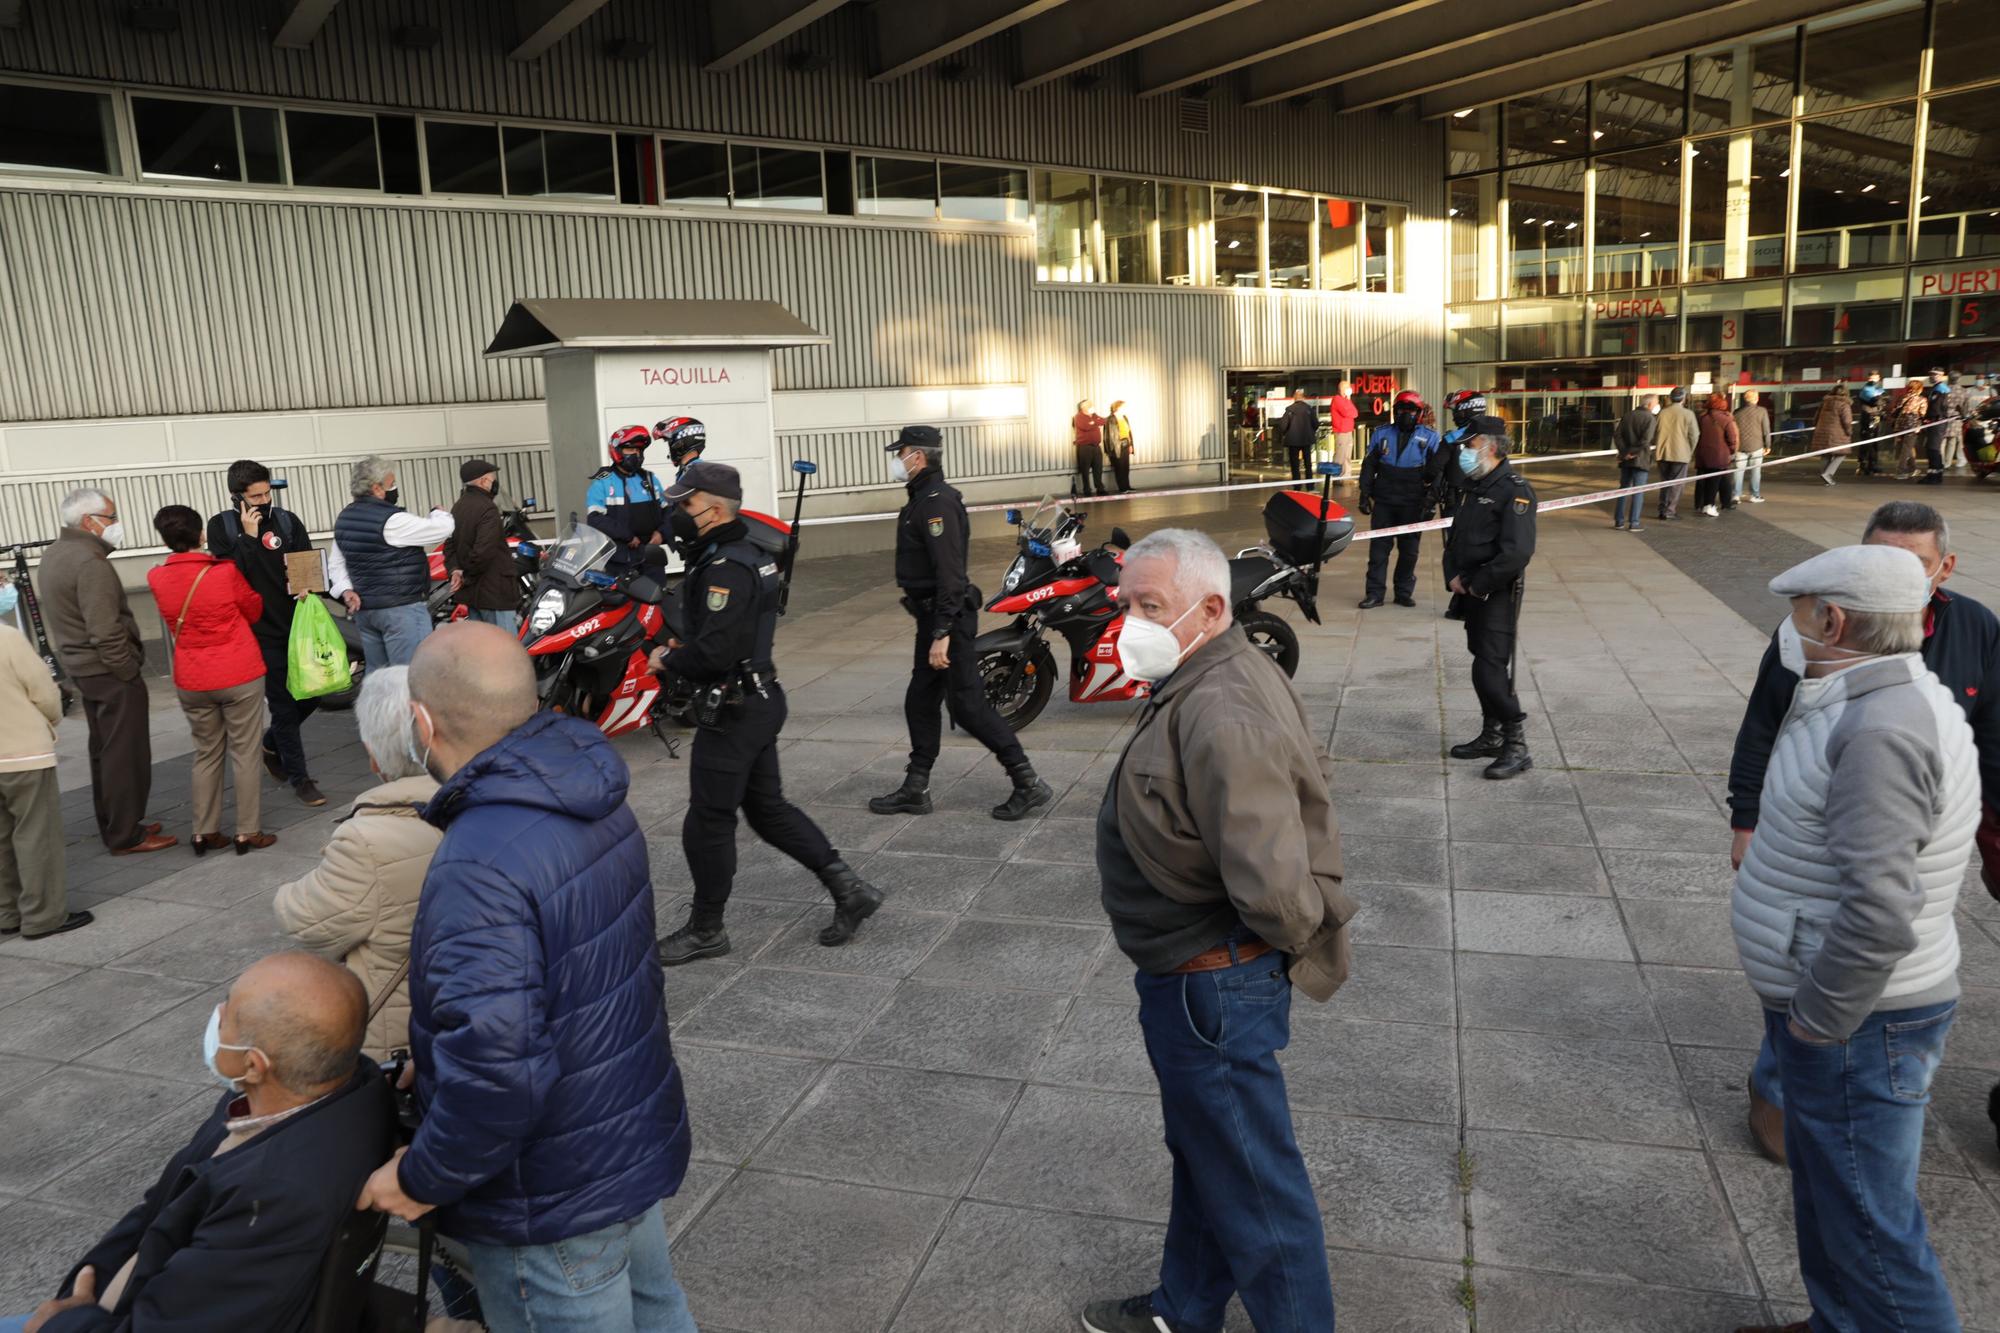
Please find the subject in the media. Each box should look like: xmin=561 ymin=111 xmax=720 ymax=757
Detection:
xmin=1693 ymin=474 xmax=1729 ymax=510
xmin=683 ymin=683 xmax=835 ymax=929
xmin=1463 ymin=582 xmax=1524 ymax=725
xmin=1074 ymin=445 xmax=1107 ymax=496
xmin=1925 ymin=424 xmax=1947 ymax=476
xmin=1286 ymin=446 xmax=1311 ymax=480
xmin=256 ymin=634 xmax=317 ymax=787
xmin=1108 ymin=448 xmax=1132 ymax=492
xmin=1655 ymin=461 xmax=1689 ymax=517
xmin=77 ymin=671 xmax=151 ymax=849
xmin=1364 ymin=502 xmax=1424 ymax=600
xmin=1856 ymin=419 xmax=1879 ymax=472
xmin=905 ymin=604 xmax=1027 ymax=774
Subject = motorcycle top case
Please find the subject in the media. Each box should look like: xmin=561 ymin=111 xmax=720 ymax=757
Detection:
xmin=1262 ymin=490 xmax=1353 ymax=564
xmin=740 ymin=510 xmax=791 ymax=557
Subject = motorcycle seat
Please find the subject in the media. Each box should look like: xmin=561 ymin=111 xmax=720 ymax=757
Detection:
xmin=1229 ymin=554 xmax=1281 ymax=606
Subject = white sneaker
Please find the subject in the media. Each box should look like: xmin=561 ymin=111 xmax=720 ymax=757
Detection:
xmin=1748 ymin=495 xmax=1766 ymax=503
xmin=1702 ymin=505 xmax=1719 ymax=517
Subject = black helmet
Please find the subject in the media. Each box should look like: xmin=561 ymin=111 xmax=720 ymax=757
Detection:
xmin=1442 ymin=389 xmax=1488 ymax=429
xmin=653 ymin=416 xmax=707 ymax=468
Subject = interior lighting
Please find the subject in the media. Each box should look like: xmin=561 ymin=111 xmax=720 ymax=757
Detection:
xmin=1448 ymin=208 xmax=1459 ymax=216
xmin=1564 ymin=221 xmax=1578 ymax=230
xmin=1551 ymin=138 xmax=1568 ymax=145
xmin=1520 ymin=216 xmax=1537 ymax=224
xmin=1452 ymin=109 xmax=1473 ymax=119
xmin=1542 ymin=219 xmax=1556 ymax=228
xmin=1779 ymin=167 xmax=1789 ymax=177
xmin=1227 ymin=238 xmax=1241 ymax=249
xmin=1591 ymin=130 xmax=1604 ymax=140
xmin=1639 ymin=230 xmax=1652 ymax=238
xmin=1861 ymin=183 xmax=1875 ymax=192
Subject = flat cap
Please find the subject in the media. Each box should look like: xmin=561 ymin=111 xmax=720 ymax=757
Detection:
xmin=1768 ymin=544 xmax=1929 ymax=613
xmin=664 ymin=460 xmax=742 ymax=503
xmin=460 ymin=458 xmax=498 ymax=483
xmin=886 ymin=424 xmax=942 ymax=453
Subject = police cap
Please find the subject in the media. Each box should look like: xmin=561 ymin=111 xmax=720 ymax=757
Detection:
xmin=665 ymin=460 xmax=743 ymax=503
xmin=886 ymin=424 xmax=943 ymax=453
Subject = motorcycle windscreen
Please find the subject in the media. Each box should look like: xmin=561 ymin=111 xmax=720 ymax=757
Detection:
xmin=546 ymin=523 xmax=619 ymax=577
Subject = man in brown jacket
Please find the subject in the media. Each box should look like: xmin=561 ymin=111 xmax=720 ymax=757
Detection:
xmin=39 ymin=488 xmax=175 ymax=855
xmin=1081 ymin=528 xmax=1351 ymax=1333
xmin=0 ymin=596 xmax=87 ymax=937
xmin=443 ymin=459 xmax=520 ymax=635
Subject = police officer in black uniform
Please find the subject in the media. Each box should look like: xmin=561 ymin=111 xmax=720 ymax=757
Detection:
xmin=869 ymin=426 xmax=1053 ymax=821
xmin=1357 ymin=389 xmax=1443 ymax=609
xmin=650 ymin=461 xmax=884 ymax=965
xmin=1442 ymin=416 xmax=1537 ymax=780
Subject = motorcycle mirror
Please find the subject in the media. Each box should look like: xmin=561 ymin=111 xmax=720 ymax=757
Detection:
xmin=1316 ymin=461 xmax=1342 ymax=478
xmin=523 ymin=495 xmax=537 ymax=508
xmin=792 ymin=459 xmax=819 ymax=475
xmin=1109 ymin=526 xmax=1131 ymax=550
xmin=270 ymin=478 xmax=289 ymax=490
xmin=1005 ymin=509 xmax=1020 ymax=525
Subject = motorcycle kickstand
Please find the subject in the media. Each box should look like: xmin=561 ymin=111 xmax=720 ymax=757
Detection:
xmin=648 ymin=713 xmax=683 ymax=760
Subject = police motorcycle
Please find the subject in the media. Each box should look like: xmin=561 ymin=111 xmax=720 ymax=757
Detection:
xmin=973 ymin=465 xmax=1351 ymax=729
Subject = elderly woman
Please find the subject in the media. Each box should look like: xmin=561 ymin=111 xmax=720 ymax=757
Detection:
xmin=1693 ymin=393 xmax=1740 ymax=518
xmin=273 ymin=667 xmax=439 ymax=1060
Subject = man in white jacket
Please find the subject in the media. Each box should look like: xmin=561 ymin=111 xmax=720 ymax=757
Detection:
xmin=1731 ymin=544 xmax=1976 ymax=1333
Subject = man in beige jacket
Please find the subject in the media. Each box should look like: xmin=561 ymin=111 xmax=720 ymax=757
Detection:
xmin=1654 ymin=386 xmax=1700 ymax=521
xmin=0 ymin=589 xmax=85 ymax=938
xmin=1081 ymin=529 xmax=1353 ymax=1333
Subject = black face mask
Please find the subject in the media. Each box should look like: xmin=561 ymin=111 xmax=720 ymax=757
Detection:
xmin=667 ymin=507 xmax=703 ymax=550
xmin=615 ymin=454 xmax=644 ymax=476
xmin=382 ymin=488 xmax=400 ymax=507
xmin=1394 ymin=409 xmax=1418 ymax=429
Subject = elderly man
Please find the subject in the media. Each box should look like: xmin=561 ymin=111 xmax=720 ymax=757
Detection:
xmin=1443 ymin=417 xmax=1538 ymax=779
xmin=1653 ymin=387 xmax=1699 ymax=521
xmin=443 ymin=458 xmax=519 ymax=634
xmin=356 ymin=622 xmax=695 ymax=1333
xmin=1729 ymin=501 xmax=2000 ymax=1166
xmin=1081 ymin=529 xmax=1354 ymax=1333
xmin=1612 ymin=394 xmax=1658 ymax=532
xmin=0 ymin=586 xmax=78 ymax=938
xmin=1730 ymin=545 xmax=1977 ymax=1333
xmin=2 ymin=952 xmax=389 ymax=1333
xmin=328 ymin=455 xmax=453 ymax=671
xmin=39 ymin=488 xmax=174 ymax=857
xmin=1734 ymin=388 xmax=1772 ymax=504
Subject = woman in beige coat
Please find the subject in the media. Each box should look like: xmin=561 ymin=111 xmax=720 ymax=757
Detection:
xmin=274 ymin=665 xmax=439 ymax=1059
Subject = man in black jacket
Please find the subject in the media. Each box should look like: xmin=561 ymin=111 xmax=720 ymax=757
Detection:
xmin=1612 ymin=396 xmax=1658 ymax=532
xmin=1728 ymin=500 xmax=2000 ymax=1165
xmin=1357 ymin=391 xmax=1443 ymax=608
xmin=207 ymin=460 xmax=326 ymax=807
xmin=9 ymin=952 xmax=388 ymax=1333
xmin=1277 ymin=389 xmax=1319 ymax=480
xmin=443 ymin=458 xmax=519 ymax=634
xmin=1443 ymin=418 xmax=1537 ymax=780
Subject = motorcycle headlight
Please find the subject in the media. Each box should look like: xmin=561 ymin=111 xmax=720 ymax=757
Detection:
xmin=527 ymin=589 xmax=564 ymax=635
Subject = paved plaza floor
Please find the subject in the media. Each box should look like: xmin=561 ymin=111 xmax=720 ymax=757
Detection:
xmin=7 ymin=465 xmax=2000 ymax=1331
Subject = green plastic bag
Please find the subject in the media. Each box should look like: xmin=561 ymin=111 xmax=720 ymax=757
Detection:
xmin=287 ymin=595 xmax=353 ymax=700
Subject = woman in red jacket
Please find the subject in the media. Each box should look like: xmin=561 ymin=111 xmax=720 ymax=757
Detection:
xmin=1692 ymin=393 xmax=1740 ymax=518
xmin=146 ymin=505 xmax=275 ymax=854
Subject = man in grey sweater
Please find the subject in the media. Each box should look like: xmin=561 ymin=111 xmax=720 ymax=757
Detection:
xmin=1730 ymin=544 xmax=1976 ymax=1333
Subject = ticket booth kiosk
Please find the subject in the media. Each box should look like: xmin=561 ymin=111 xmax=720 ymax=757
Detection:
xmin=483 ymin=298 xmax=830 ymax=529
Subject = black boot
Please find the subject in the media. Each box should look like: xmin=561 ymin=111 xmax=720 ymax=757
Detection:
xmin=867 ymin=768 xmax=933 ymax=815
xmin=1450 ymin=718 xmax=1504 ymax=760
xmin=660 ymin=919 xmax=731 ymax=967
xmin=991 ymin=761 xmax=1053 ymax=821
xmin=1484 ymin=717 xmax=1533 ymax=780
xmin=816 ymin=859 xmax=885 ymax=946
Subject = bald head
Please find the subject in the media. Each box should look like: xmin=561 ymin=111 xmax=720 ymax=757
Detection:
xmin=229 ymin=952 xmax=366 ymax=1094
xmin=409 ymin=621 xmax=537 ymax=777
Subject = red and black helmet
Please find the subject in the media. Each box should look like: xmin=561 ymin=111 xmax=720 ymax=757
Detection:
xmin=1392 ymin=389 xmax=1426 ymax=413
xmin=607 ymin=424 xmax=651 ymax=465
xmin=653 ymin=416 xmax=707 ymax=467
xmin=1443 ymin=389 xmax=1489 ymax=428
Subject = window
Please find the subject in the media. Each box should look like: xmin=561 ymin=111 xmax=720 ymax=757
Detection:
xmin=1800 ymin=2 xmax=1922 ymax=114
xmin=939 ymin=161 xmax=1028 ymax=223
xmin=135 ymin=98 xmax=240 ymax=182
xmin=616 ymin=134 xmax=656 ymax=205
xmin=1592 ymin=60 xmax=1686 ymax=153
xmin=1320 ymin=198 xmax=1362 ymax=292
xmin=1688 ymin=31 xmax=1796 ymax=134
xmin=1688 ymin=128 xmax=1789 ymax=283
xmin=1909 ymin=260 xmax=2000 ymax=342
xmin=1267 ymin=192 xmax=1313 ymax=289
xmin=241 ymin=107 xmax=284 ymax=185
xmin=1213 ymin=188 xmax=1261 ymax=287
xmin=659 ymin=138 xmax=729 ymax=207
xmin=1592 ymin=146 xmax=1681 ymax=290
xmin=1099 ymin=176 xmax=1158 ymax=285
xmin=1363 ymin=203 xmax=1400 ymax=293
xmin=1158 ymin=181 xmax=1209 ymax=285
xmin=503 ymin=127 xmax=615 ymax=199
xmin=1448 ymin=303 xmax=1501 ymax=362
xmin=1789 ymin=270 xmax=1906 ymax=346
xmin=1034 ymin=169 xmax=1096 ymax=282
xmin=855 ymin=155 xmax=936 ymax=218
xmin=1505 ymin=85 xmax=1589 ymax=163
xmin=1931 ymin=0 xmax=2000 ymax=92
xmin=1684 ymin=280 xmax=1784 ymax=351
xmin=0 ymin=81 xmax=119 ymax=176
xmin=424 ymin=120 xmax=504 ymax=195
xmin=1917 ymin=90 xmax=2000 ymax=262
xmin=1795 ymin=107 xmax=1913 ymax=273
xmin=1503 ymin=298 xmax=1587 ymax=360
xmin=1449 ymin=178 xmax=1499 ymax=303
xmin=1447 ymin=106 xmax=1499 ymax=175
xmin=1591 ymin=289 xmax=1680 ymax=356
xmin=731 ymin=144 xmax=823 ymax=211
xmin=285 ymin=109 xmax=379 ymax=190
xmin=1507 ymin=159 xmax=1585 ymax=297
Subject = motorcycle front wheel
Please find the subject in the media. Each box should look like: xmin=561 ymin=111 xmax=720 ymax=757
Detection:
xmin=1239 ymin=610 xmax=1301 ymax=677
xmin=978 ymin=640 xmax=1057 ymax=730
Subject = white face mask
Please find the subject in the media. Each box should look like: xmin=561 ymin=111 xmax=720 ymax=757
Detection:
xmin=96 ymin=518 xmax=125 ymax=549
xmin=1116 ymin=601 xmax=1205 ymax=682
xmin=1777 ymin=613 xmax=1873 ymax=678
xmin=889 ymin=454 xmax=910 ymax=484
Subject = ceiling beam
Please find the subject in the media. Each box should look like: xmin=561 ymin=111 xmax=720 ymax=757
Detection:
xmin=271 ymin=0 xmax=339 ymax=48
xmin=1014 ymin=0 xmax=1259 ymax=89
xmin=1243 ymin=0 xmax=1608 ymax=106
xmin=508 ymin=0 xmax=611 ymax=62
xmin=870 ymin=0 xmax=1070 ymax=81
xmin=1398 ymin=0 xmax=1837 ymax=117
xmin=1135 ymin=0 xmax=1447 ymax=97
xmin=707 ymin=0 xmax=847 ymax=71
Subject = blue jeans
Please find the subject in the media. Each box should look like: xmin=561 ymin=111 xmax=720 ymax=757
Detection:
xmin=1768 ymin=1001 xmax=1960 ymax=1333
xmin=1736 ymin=452 xmax=1764 ymax=497
xmin=459 ymin=1202 xmax=696 ymax=1333
xmin=472 ymin=607 xmax=521 ymax=636
xmin=1613 ymin=466 xmax=1649 ymax=526
xmin=355 ymin=602 xmax=433 ymax=671
xmin=1135 ymin=952 xmax=1334 ymax=1333
xmin=0 ymin=1314 xmax=27 ymax=1332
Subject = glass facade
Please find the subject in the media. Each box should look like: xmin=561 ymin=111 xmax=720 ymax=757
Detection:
xmin=1444 ymin=0 xmax=2000 ymax=438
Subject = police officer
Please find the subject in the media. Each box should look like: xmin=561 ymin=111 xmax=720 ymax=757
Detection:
xmin=1436 ymin=389 xmax=1489 ymax=519
xmin=1357 ymin=390 xmax=1443 ymax=609
xmin=653 ymin=415 xmax=707 ymax=481
xmin=650 ymin=460 xmax=884 ymax=965
xmin=1443 ymin=417 xmax=1537 ymax=780
xmin=585 ymin=424 xmax=669 ymax=568
xmin=869 ymin=425 xmax=1053 ymax=821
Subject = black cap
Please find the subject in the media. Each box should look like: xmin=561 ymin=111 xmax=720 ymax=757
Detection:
xmin=1467 ymin=415 xmax=1509 ymax=440
xmin=460 ymin=458 xmax=498 ymax=484
xmin=885 ymin=424 xmax=942 ymax=453
xmin=664 ymin=460 xmax=743 ymax=503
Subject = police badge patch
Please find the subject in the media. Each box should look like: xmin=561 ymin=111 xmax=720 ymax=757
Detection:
xmin=707 ymin=586 xmax=730 ymax=611
xmin=927 ymin=517 xmax=944 ymax=537
xmin=1512 ymin=497 xmax=1531 ymax=513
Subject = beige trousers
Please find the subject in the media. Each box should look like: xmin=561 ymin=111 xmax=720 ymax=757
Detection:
xmin=179 ymin=678 xmax=266 ymax=837
xmin=0 ymin=767 xmax=66 ymax=933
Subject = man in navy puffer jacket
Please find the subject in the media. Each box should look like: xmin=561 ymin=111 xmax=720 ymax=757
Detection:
xmin=355 ymin=621 xmax=695 ymax=1333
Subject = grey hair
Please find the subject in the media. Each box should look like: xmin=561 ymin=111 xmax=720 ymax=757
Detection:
xmin=1125 ymin=528 xmax=1231 ymax=612
xmin=57 ymin=488 xmax=111 ymax=529
xmin=1825 ymin=603 xmax=1926 ymax=657
xmin=1864 ymin=501 xmax=1949 ymax=556
xmin=354 ymin=666 xmax=425 ymax=780
xmin=349 ymin=454 xmax=395 ymax=498
xmin=1472 ymin=430 xmax=1511 ymax=458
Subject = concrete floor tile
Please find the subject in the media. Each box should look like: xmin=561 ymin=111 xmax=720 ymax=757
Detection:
xmin=969 ymin=861 xmax=1108 ymax=923
xmin=1034 ymin=998 xmax=1152 ymax=1094
xmin=0 ymin=1066 xmax=208 ymax=1195
xmin=1602 ymin=848 xmax=1737 ymax=902
xmin=0 ymin=897 xmax=214 ymax=967
xmin=68 ymin=982 xmax=226 ymax=1085
xmin=1331 ymin=731 xmax=1446 ymax=764
xmin=1585 ymin=806 xmax=1732 ymax=852
xmin=1642 ymin=965 xmax=1764 ymax=1049
xmin=1343 ymin=834 xmax=1449 ymax=888
xmin=755 ymin=1063 xmax=1017 ymax=1195
xmin=1332 ymin=707 xmax=1444 ymax=737
xmin=1457 ymin=953 xmax=1661 ymax=1041
xmin=890 ymin=1200 xmax=1167 ymax=1333
xmin=1946 ymin=986 xmax=2000 ymax=1071
xmin=673 ymin=1171 xmax=952 ymax=1333
xmin=1621 ymin=899 xmax=1741 ymax=968
xmin=885 ymin=814 xmax=1031 ymax=861
xmin=1448 ymin=802 xmax=1595 ymax=847
xmin=676 ymin=968 xmax=896 ymax=1059
xmin=753 ymin=907 xmax=953 ymax=978
xmin=674 ymin=1042 xmax=825 ymax=1164
xmin=1335 ymin=943 xmax=1456 ymax=1027
xmin=852 ymin=850 xmax=1003 ymax=913
xmin=29 ymin=1083 xmax=222 ymax=1215
xmin=1453 ymin=891 xmax=1633 ymax=962
xmin=848 ymin=981 xmax=1071 ymax=1079
xmin=1282 ymin=1016 xmax=1459 ymax=1124
xmin=1296 ymin=1113 xmax=1463 ymax=1260
xmin=1451 ymin=841 xmax=1609 ymax=895
xmin=973 ymin=1085 xmax=1168 ymax=1222
xmin=1445 ymin=765 xmax=1579 ymax=804
xmin=1468 ymin=1129 xmax=1756 ymax=1295
xmin=1334 ymin=796 xmax=1448 ymax=840
xmin=1006 ymin=816 xmax=1100 ymax=866
xmin=1463 ymin=1028 xmax=1700 ymax=1148
xmin=0 ymin=967 xmax=206 ymax=1062
xmin=914 ymin=918 xmax=1105 ymax=993
xmin=127 ymin=849 xmax=325 ymax=909
xmin=660 ymin=1159 xmax=733 ymax=1243
xmin=0 ymin=1198 xmax=123 ymax=1311
xmin=0 ymin=957 xmax=83 ymax=1011
xmin=1348 ymin=884 xmax=1453 ymax=950
xmin=1472 ymin=1267 xmax=1768 ymax=1333
xmin=1329 ymin=763 xmax=1446 ymax=801
xmin=1575 ymin=771 xmax=1722 ymax=811
xmin=103 ymin=896 xmax=298 ymax=983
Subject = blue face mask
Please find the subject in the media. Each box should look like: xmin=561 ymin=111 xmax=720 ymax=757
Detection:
xmin=1458 ymin=447 xmax=1482 ymax=476
xmin=202 ymin=1003 xmax=260 ymax=1091
xmin=0 ymin=583 xmax=16 ymax=618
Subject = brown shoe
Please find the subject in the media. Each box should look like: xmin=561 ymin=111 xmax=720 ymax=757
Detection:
xmin=1748 ymin=1074 xmax=1787 ymax=1166
xmin=191 ymin=833 xmax=231 ymax=857
xmin=141 ymin=821 xmax=162 ymax=836
xmin=233 ymin=833 xmax=278 ymax=855
xmin=111 ymin=832 xmax=179 ymax=856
